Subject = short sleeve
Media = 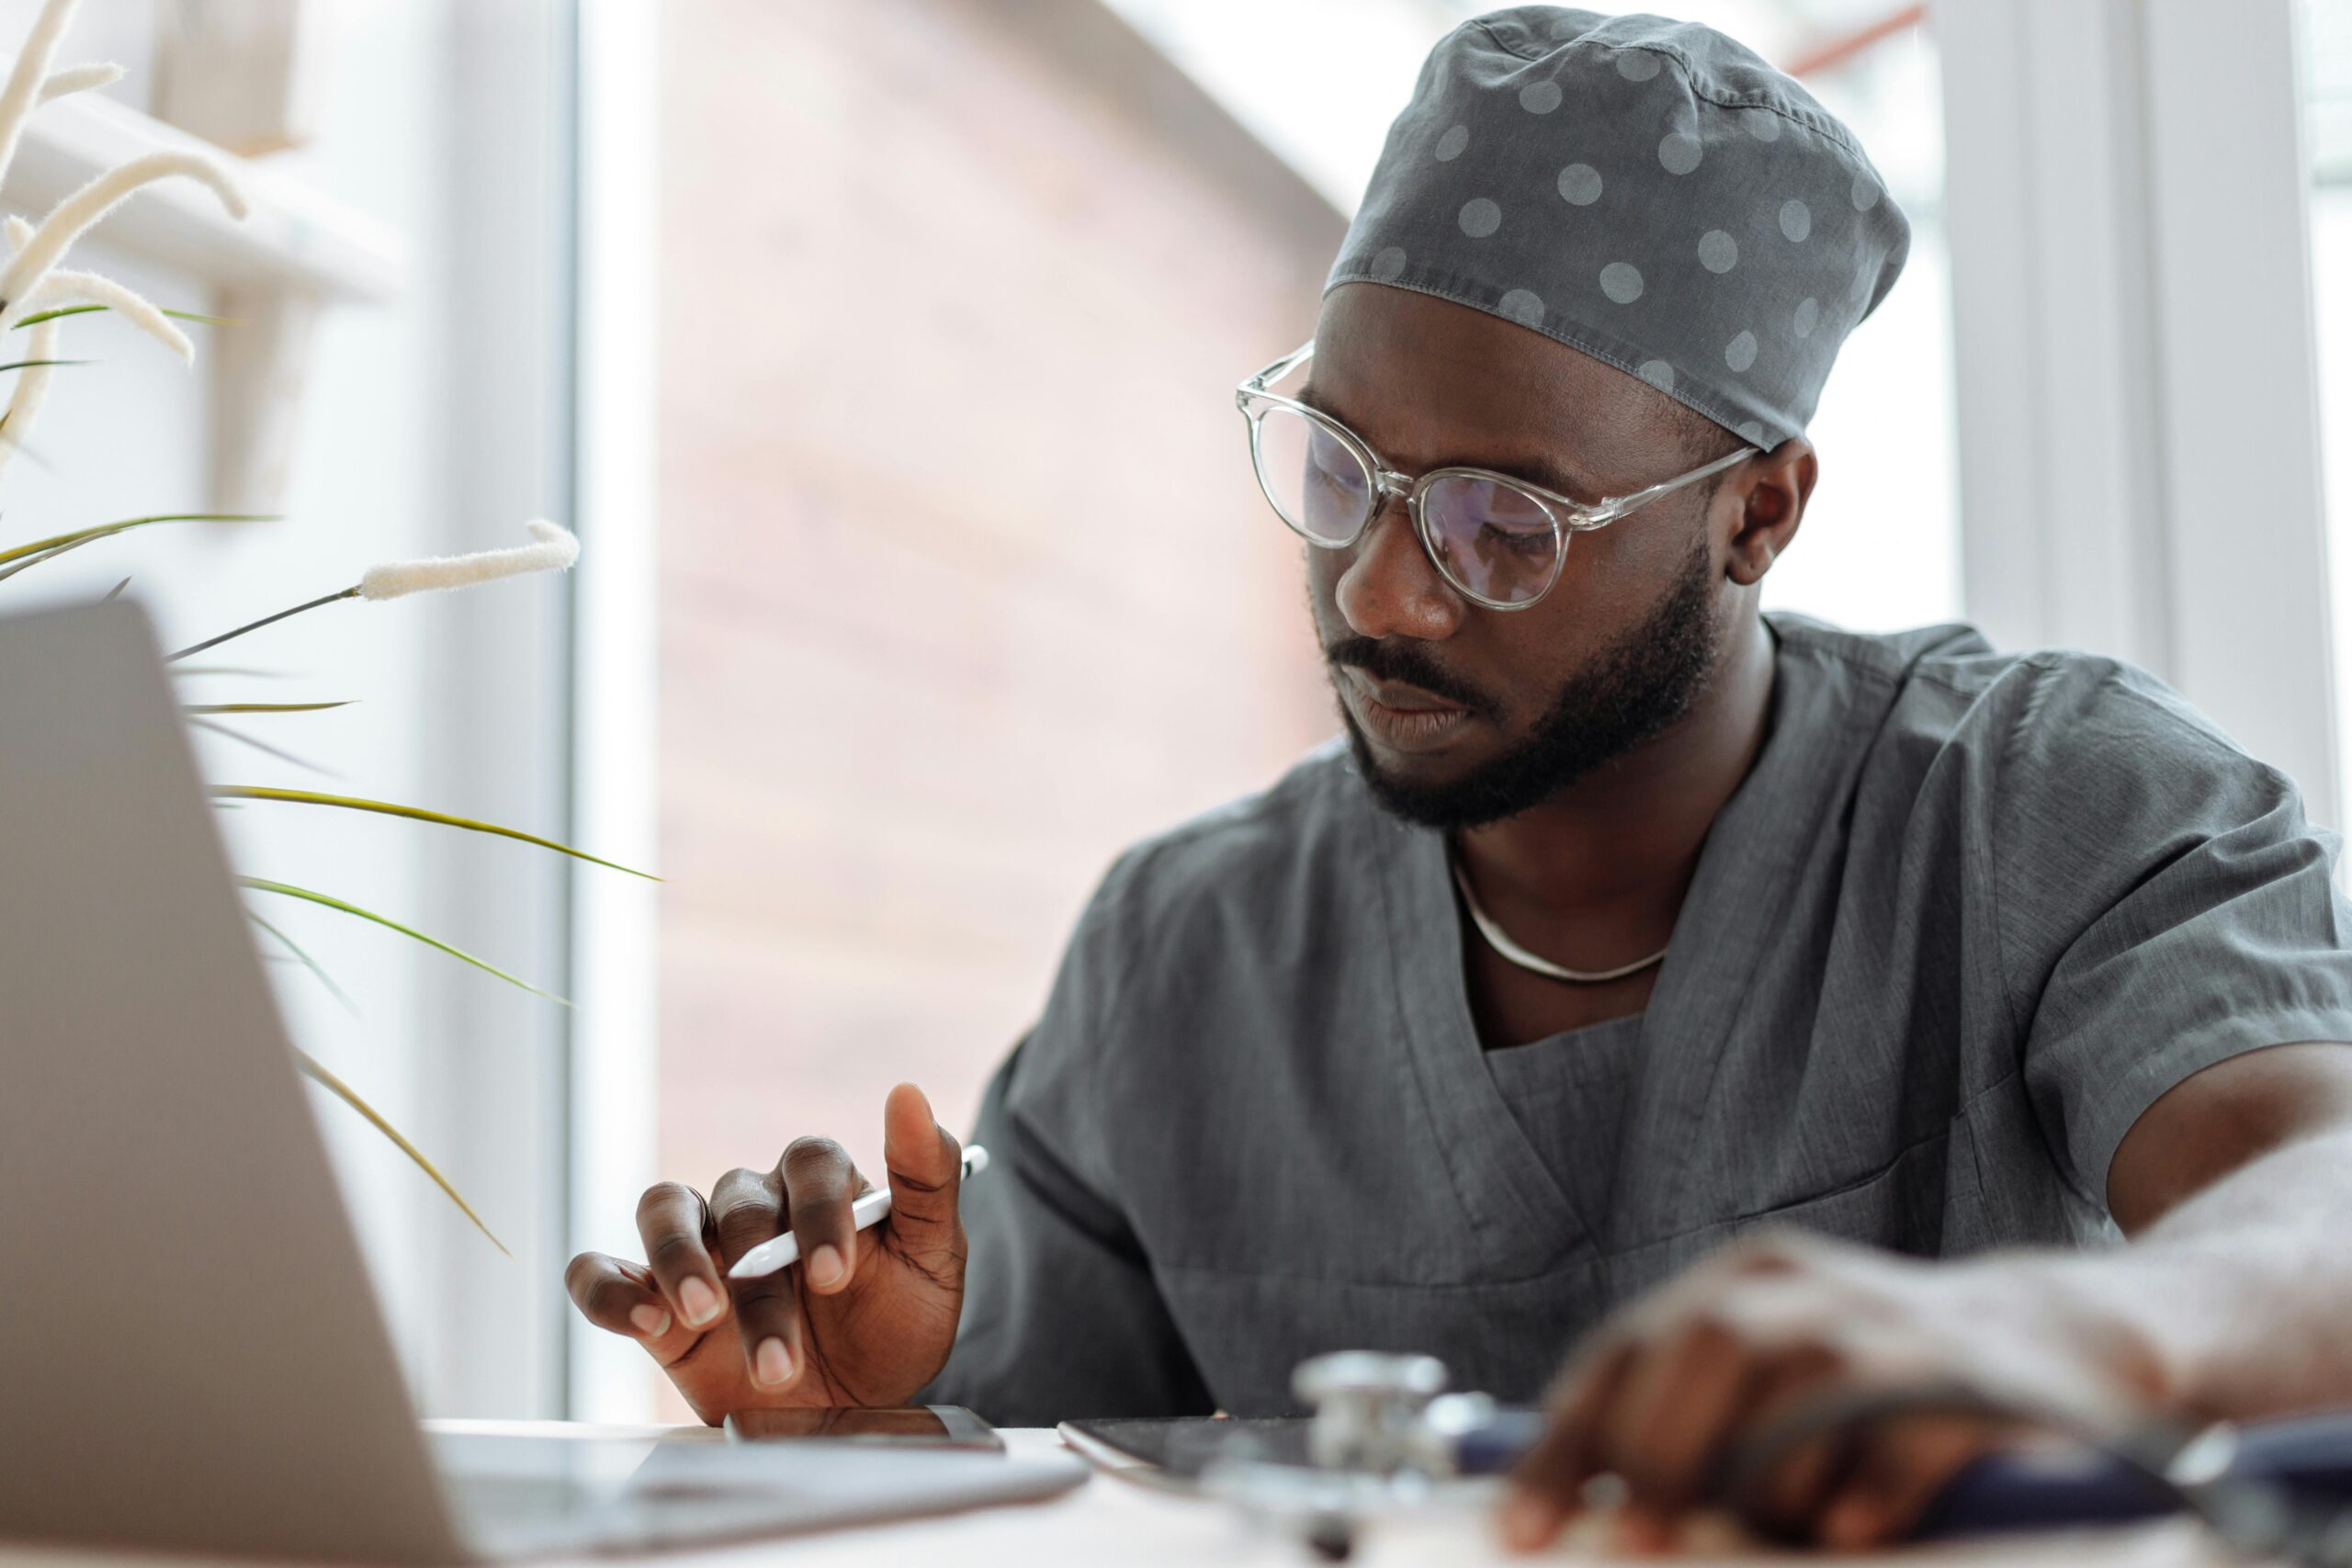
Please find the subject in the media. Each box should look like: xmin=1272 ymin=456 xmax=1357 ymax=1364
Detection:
xmin=920 ymin=859 xmax=1214 ymax=1426
xmin=2002 ymin=664 xmax=2352 ymax=1208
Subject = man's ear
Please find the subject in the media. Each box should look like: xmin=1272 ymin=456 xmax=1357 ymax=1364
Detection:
xmin=1722 ymin=437 xmax=1816 ymax=585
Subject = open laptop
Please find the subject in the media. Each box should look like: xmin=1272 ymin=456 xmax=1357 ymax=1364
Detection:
xmin=0 ymin=603 xmax=1085 ymax=1562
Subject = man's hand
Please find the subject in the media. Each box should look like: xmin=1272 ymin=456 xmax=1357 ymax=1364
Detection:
xmin=1499 ymin=1233 xmax=2165 ymax=1553
xmin=564 ymin=1082 xmax=967 ymax=1423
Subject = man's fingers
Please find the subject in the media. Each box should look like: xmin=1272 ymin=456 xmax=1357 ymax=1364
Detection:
xmin=729 ymin=1263 xmax=807 ymax=1392
xmin=779 ymin=1136 xmax=864 ymax=1295
xmin=636 ymin=1180 xmax=729 ymax=1332
xmin=565 ymin=1254 xmax=707 ymax=1365
xmin=706 ymin=1161 xmax=807 ymax=1390
xmin=878 ymin=1082 xmax=963 ymax=1264
xmin=708 ymin=1165 xmax=786 ymax=1270
xmin=566 ymin=1250 xmax=674 ymax=1339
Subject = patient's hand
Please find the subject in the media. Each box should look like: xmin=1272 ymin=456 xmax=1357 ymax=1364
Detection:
xmin=1498 ymin=1232 xmax=2159 ymax=1553
xmin=565 ymin=1082 xmax=967 ymax=1423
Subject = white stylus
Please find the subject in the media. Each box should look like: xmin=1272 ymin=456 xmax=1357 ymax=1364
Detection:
xmin=727 ymin=1145 xmax=989 ymax=1280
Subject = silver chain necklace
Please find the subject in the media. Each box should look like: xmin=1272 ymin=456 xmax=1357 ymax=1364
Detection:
xmin=1449 ymin=851 xmax=1670 ymax=985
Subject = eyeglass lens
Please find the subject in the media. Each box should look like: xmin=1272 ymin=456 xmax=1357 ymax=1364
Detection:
xmin=1419 ymin=472 xmax=1558 ymax=605
xmin=1249 ymin=403 xmax=1561 ymax=604
xmin=1250 ymin=404 xmax=1371 ymax=545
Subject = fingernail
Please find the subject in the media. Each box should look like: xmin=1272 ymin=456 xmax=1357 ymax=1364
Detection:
xmin=628 ymin=1303 xmax=672 ymax=1337
xmin=808 ymin=1244 xmax=844 ymax=1289
xmin=1498 ymin=1492 xmax=1558 ymax=1551
xmin=753 ymin=1337 xmax=792 ymax=1387
xmin=678 ymin=1276 xmax=722 ymax=1326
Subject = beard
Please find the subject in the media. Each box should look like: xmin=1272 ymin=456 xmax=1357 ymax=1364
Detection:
xmin=1330 ymin=536 xmax=1722 ymax=830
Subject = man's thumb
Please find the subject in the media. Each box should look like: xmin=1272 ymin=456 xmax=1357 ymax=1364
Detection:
xmin=880 ymin=1082 xmax=963 ymax=1256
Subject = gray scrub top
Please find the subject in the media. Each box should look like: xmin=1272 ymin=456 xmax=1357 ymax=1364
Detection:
xmin=927 ymin=615 xmax=2352 ymax=1427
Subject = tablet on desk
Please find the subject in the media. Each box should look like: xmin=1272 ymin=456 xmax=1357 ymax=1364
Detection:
xmin=1059 ymin=1416 xmax=1312 ymax=1479
xmin=727 ymin=1405 xmax=1004 ymax=1451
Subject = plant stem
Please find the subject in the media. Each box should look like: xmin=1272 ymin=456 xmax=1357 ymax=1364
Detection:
xmin=166 ymin=585 xmax=358 ymax=662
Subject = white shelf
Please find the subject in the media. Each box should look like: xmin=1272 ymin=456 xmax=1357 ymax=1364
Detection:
xmin=0 ymin=69 xmax=407 ymax=304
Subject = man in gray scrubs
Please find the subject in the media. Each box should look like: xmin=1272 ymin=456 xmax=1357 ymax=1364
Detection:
xmin=569 ymin=7 xmax=2352 ymax=1549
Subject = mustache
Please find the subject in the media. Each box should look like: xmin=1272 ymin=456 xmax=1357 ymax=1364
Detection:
xmin=1323 ymin=636 xmax=1500 ymax=720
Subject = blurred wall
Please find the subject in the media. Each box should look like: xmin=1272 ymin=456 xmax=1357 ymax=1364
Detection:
xmin=654 ymin=0 xmax=1341 ymax=1328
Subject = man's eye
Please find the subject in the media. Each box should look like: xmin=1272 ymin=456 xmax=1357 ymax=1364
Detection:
xmin=1482 ymin=522 xmax=1555 ymax=557
xmin=1308 ymin=436 xmax=1364 ymax=490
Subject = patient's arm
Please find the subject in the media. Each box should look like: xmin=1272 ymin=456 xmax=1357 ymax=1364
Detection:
xmin=2090 ymin=1040 xmax=2352 ymax=1416
xmin=1500 ymin=1042 xmax=2352 ymax=1553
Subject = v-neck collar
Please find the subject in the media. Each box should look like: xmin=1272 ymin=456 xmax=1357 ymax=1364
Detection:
xmin=1369 ymin=616 xmax=1875 ymax=1263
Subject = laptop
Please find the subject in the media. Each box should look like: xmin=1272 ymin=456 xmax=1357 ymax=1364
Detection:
xmin=0 ymin=603 xmax=1086 ymax=1562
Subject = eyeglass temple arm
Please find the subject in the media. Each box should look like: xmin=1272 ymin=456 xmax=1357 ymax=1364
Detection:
xmin=1578 ymin=443 xmax=1759 ymax=527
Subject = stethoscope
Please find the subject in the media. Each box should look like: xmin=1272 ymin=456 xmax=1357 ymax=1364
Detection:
xmin=1195 ymin=1352 xmax=2352 ymax=1563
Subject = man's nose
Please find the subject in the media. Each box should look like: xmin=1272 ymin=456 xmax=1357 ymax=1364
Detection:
xmin=1334 ymin=495 xmax=1465 ymax=642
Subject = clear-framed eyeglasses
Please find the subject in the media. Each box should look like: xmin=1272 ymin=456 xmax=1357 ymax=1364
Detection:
xmin=1235 ymin=341 xmax=1757 ymax=612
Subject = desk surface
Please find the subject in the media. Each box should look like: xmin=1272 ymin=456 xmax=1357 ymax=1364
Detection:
xmin=0 ymin=1424 xmax=2250 ymax=1568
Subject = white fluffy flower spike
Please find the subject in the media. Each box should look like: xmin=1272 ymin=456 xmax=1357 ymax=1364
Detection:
xmin=0 ymin=0 xmax=85 ymax=192
xmin=31 ymin=265 xmax=195 ymax=359
xmin=359 ymin=521 xmax=582 ymax=602
xmin=167 ymin=522 xmax=586 ymax=663
xmin=0 ymin=151 xmax=245 ymax=334
xmin=39 ymin=61 xmax=121 ymax=103
xmin=2 ymin=212 xmax=196 ymax=360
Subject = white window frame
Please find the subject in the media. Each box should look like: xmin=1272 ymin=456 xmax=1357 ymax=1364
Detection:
xmin=566 ymin=0 xmax=662 ymax=1424
xmin=1939 ymin=0 xmax=2340 ymax=825
xmin=413 ymin=0 xmax=581 ymax=1418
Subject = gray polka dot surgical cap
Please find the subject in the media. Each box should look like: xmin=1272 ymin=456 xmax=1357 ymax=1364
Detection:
xmin=1326 ymin=6 xmax=1911 ymax=449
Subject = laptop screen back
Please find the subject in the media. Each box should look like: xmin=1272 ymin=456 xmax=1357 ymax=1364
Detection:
xmin=0 ymin=603 xmax=468 ymax=1563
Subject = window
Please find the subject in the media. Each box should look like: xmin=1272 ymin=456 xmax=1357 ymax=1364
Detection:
xmin=2309 ymin=0 xmax=2352 ymax=803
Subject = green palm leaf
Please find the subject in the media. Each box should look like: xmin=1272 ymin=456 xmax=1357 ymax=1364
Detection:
xmin=0 ymin=357 xmax=87 ymax=372
xmin=187 ymin=716 xmax=337 ymax=777
xmin=216 ymin=786 xmax=657 ymax=880
xmin=185 ymin=701 xmax=353 ymax=716
xmin=0 ymin=530 xmax=102 ymax=582
xmin=241 ymin=876 xmax=571 ymax=1005
xmin=294 ymin=1050 xmax=508 ymax=1256
xmin=248 ymin=911 xmax=357 ymax=1014
xmin=0 ymin=512 xmax=276 ymax=569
